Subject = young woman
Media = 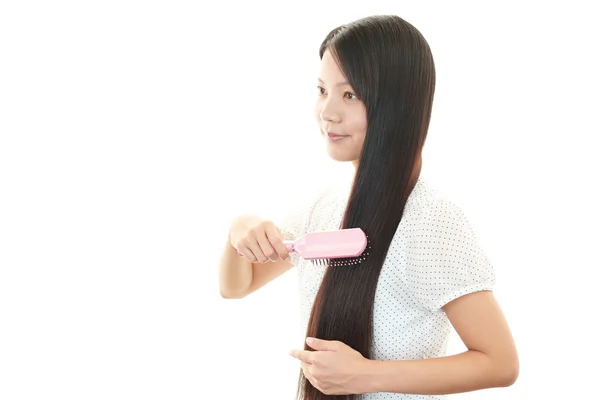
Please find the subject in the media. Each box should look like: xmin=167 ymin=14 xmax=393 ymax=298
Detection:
xmin=219 ymin=14 xmax=519 ymax=400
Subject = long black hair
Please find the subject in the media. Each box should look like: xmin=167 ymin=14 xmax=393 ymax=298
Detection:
xmin=298 ymin=15 xmax=436 ymax=400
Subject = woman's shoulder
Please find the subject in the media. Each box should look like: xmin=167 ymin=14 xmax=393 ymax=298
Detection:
xmin=407 ymin=177 xmax=471 ymax=224
xmin=399 ymin=178 xmax=496 ymax=311
xmin=400 ymin=177 xmax=485 ymax=254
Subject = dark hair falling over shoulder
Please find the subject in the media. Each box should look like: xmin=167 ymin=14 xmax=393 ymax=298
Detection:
xmin=298 ymin=15 xmax=436 ymax=400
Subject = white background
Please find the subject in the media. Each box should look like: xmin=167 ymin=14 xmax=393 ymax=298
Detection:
xmin=1 ymin=1 xmax=599 ymax=399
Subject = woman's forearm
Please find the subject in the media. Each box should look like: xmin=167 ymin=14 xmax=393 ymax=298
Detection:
xmin=360 ymin=350 xmax=518 ymax=395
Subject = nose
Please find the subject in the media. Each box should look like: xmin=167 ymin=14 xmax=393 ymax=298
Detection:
xmin=319 ymin=97 xmax=342 ymax=124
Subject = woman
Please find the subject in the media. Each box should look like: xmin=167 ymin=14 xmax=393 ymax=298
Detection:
xmin=218 ymin=14 xmax=519 ymax=400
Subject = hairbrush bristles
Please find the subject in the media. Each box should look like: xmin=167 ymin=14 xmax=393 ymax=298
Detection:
xmin=310 ymin=234 xmax=371 ymax=267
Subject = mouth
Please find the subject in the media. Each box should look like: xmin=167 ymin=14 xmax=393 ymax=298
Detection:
xmin=326 ymin=132 xmax=350 ymax=142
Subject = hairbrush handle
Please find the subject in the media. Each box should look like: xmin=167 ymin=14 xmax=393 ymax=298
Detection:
xmin=237 ymin=240 xmax=295 ymax=257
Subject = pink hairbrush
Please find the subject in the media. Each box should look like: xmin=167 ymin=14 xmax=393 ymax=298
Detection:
xmin=238 ymin=228 xmax=370 ymax=266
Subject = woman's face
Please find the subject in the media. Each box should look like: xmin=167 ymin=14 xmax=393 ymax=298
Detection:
xmin=315 ymin=49 xmax=367 ymax=167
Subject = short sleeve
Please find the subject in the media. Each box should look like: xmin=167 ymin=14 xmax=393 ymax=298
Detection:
xmin=404 ymin=198 xmax=495 ymax=312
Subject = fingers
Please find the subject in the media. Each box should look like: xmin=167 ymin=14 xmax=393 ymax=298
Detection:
xmin=234 ymin=221 xmax=287 ymax=264
xmin=234 ymin=236 xmax=264 ymax=263
xmin=301 ymin=362 xmax=314 ymax=380
xmin=256 ymin=233 xmax=279 ymax=263
xmin=301 ymin=362 xmax=322 ymax=393
xmin=289 ymin=349 xmax=315 ymax=364
xmin=265 ymin=225 xmax=290 ymax=261
xmin=245 ymin=236 xmax=269 ymax=263
xmin=306 ymin=337 xmax=340 ymax=351
xmin=236 ymin=245 xmax=257 ymax=263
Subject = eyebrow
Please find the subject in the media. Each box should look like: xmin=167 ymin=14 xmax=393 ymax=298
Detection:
xmin=318 ymin=78 xmax=350 ymax=87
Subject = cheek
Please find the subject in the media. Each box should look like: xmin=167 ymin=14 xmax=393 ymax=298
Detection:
xmin=352 ymin=110 xmax=368 ymax=140
xmin=314 ymin=99 xmax=322 ymax=121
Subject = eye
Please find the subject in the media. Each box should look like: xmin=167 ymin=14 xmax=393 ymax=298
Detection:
xmin=344 ymin=92 xmax=358 ymax=100
xmin=317 ymin=86 xmax=326 ymax=95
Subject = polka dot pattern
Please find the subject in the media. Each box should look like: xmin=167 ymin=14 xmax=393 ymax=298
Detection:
xmin=278 ymin=177 xmax=495 ymax=399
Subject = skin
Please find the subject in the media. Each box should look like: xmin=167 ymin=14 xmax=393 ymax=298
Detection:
xmin=316 ymin=49 xmax=368 ymax=170
xmin=288 ymin=49 xmax=519 ymax=395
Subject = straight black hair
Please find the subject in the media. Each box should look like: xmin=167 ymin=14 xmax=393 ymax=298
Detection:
xmin=298 ymin=15 xmax=436 ymax=400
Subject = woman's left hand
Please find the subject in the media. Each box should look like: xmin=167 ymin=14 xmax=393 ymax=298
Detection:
xmin=289 ymin=337 xmax=371 ymax=395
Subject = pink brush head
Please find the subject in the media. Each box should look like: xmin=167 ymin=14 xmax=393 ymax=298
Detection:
xmin=294 ymin=228 xmax=370 ymax=267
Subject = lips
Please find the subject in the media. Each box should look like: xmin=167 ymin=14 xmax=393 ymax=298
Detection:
xmin=326 ymin=132 xmax=349 ymax=142
xmin=327 ymin=132 xmax=349 ymax=138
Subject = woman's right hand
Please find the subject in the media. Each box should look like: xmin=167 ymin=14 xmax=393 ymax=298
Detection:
xmin=229 ymin=215 xmax=291 ymax=264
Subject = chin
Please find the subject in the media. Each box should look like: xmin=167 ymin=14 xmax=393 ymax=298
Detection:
xmin=326 ymin=149 xmax=357 ymax=163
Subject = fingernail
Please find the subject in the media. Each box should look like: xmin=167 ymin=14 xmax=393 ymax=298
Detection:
xmin=285 ymin=256 xmax=291 ymax=262
xmin=306 ymin=337 xmax=314 ymax=344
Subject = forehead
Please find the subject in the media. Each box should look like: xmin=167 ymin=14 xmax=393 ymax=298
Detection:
xmin=319 ymin=49 xmax=346 ymax=82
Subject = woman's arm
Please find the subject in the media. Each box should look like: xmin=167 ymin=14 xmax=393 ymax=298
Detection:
xmin=360 ymin=290 xmax=519 ymax=394
xmin=219 ymin=215 xmax=292 ymax=299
